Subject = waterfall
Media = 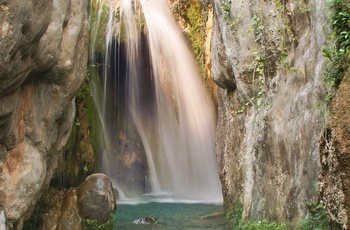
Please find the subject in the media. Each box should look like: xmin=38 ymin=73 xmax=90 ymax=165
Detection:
xmin=90 ymin=0 xmax=222 ymax=202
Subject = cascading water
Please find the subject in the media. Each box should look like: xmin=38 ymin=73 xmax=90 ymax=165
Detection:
xmin=90 ymin=0 xmax=222 ymax=202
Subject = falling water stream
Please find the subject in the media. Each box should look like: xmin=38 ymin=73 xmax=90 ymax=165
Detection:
xmin=90 ymin=0 xmax=222 ymax=212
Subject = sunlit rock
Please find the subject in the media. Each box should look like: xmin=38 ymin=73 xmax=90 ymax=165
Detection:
xmin=0 ymin=142 xmax=46 ymax=223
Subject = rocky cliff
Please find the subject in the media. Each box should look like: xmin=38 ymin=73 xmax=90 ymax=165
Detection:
xmin=0 ymin=0 xmax=88 ymax=227
xmin=211 ymin=0 xmax=330 ymax=227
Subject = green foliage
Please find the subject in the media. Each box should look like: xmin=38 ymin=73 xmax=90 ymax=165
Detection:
xmin=83 ymin=214 xmax=115 ymax=230
xmin=226 ymin=202 xmax=244 ymax=228
xmin=248 ymin=15 xmax=265 ymax=43
xmin=74 ymin=119 xmax=81 ymax=127
xmin=221 ymin=0 xmax=242 ymax=28
xmin=55 ymin=68 xmax=101 ymax=188
xmin=221 ymin=0 xmax=232 ymax=17
xmin=296 ymin=0 xmax=311 ymax=12
xmin=183 ymin=0 xmax=209 ymax=78
xmin=238 ymin=14 xmax=271 ymax=115
xmin=299 ymin=201 xmax=332 ymax=230
xmin=323 ymin=0 xmax=350 ymax=106
xmin=226 ymin=203 xmax=287 ymax=230
xmin=84 ymin=164 xmax=89 ymax=173
xmin=239 ymin=220 xmax=287 ymax=230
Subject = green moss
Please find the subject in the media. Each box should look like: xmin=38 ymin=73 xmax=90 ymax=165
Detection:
xmin=90 ymin=1 xmax=110 ymax=52
xmin=53 ymin=67 xmax=101 ymax=188
xmin=180 ymin=0 xmax=209 ymax=79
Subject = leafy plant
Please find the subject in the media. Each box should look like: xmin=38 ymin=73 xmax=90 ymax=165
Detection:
xmin=83 ymin=214 xmax=115 ymax=230
xmin=299 ymin=201 xmax=332 ymax=230
xmin=221 ymin=0 xmax=232 ymax=16
xmin=226 ymin=203 xmax=287 ymax=230
xmin=322 ymin=0 xmax=350 ymax=106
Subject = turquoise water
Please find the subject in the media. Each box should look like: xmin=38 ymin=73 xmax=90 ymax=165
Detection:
xmin=115 ymin=196 xmax=226 ymax=229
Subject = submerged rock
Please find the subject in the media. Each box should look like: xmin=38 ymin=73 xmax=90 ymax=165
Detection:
xmin=200 ymin=212 xmax=225 ymax=220
xmin=133 ymin=217 xmax=159 ymax=224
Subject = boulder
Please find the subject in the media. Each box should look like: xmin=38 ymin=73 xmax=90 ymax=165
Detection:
xmin=36 ymin=174 xmax=116 ymax=229
xmin=77 ymin=173 xmax=116 ymax=224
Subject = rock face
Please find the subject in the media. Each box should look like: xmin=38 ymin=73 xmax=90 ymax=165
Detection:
xmin=212 ymin=0 xmax=329 ymax=227
xmin=0 ymin=0 xmax=88 ymax=227
xmin=39 ymin=173 xmax=116 ymax=230
xmin=319 ymin=71 xmax=350 ymax=228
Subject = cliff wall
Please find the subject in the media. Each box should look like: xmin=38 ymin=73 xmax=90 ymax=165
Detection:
xmin=211 ymin=0 xmax=329 ymax=227
xmin=0 ymin=0 xmax=88 ymax=227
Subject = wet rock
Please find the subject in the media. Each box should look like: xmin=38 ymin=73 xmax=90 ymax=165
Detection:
xmin=133 ymin=217 xmax=159 ymax=224
xmin=77 ymin=173 xmax=116 ymax=224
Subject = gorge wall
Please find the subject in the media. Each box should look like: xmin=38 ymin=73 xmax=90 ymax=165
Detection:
xmin=0 ymin=0 xmax=88 ymax=227
xmin=211 ymin=0 xmax=330 ymax=227
xmin=1 ymin=0 xmax=349 ymax=229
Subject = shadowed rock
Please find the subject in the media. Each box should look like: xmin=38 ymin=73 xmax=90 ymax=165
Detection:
xmin=77 ymin=173 xmax=116 ymax=224
xmin=38 ymin=173 xmax=116 ymax=229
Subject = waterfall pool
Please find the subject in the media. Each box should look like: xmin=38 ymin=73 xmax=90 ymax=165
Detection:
xmin=115 ymin=194 xmax=226 ymax=229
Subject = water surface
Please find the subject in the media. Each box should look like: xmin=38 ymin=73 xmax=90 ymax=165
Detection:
xmin=115 ymin=196 xmax=226 ymax=229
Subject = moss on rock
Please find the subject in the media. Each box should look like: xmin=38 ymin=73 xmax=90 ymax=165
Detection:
xmin=52 ymin=70 xmax=101 ymax=189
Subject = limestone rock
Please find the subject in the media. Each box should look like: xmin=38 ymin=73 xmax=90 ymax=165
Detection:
xmin=38 ymin=174 xmax=116 ymax=229
xmin=57 ymin=189 xmax=82 ymax=230
xmin=212 ymin=0 xmax=329 ymax=227
xmin=0 ymin=0 xmax=88 ymax=226
xmin=0 ymin=142 xmax=46 ymax=223
xmin=77 ymin=173 xmax=116 ymax=224
xmin=0 ymin=206 xmax=8 ymax=230
xmin=319 ymin=72 xmax=350 ymax=228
